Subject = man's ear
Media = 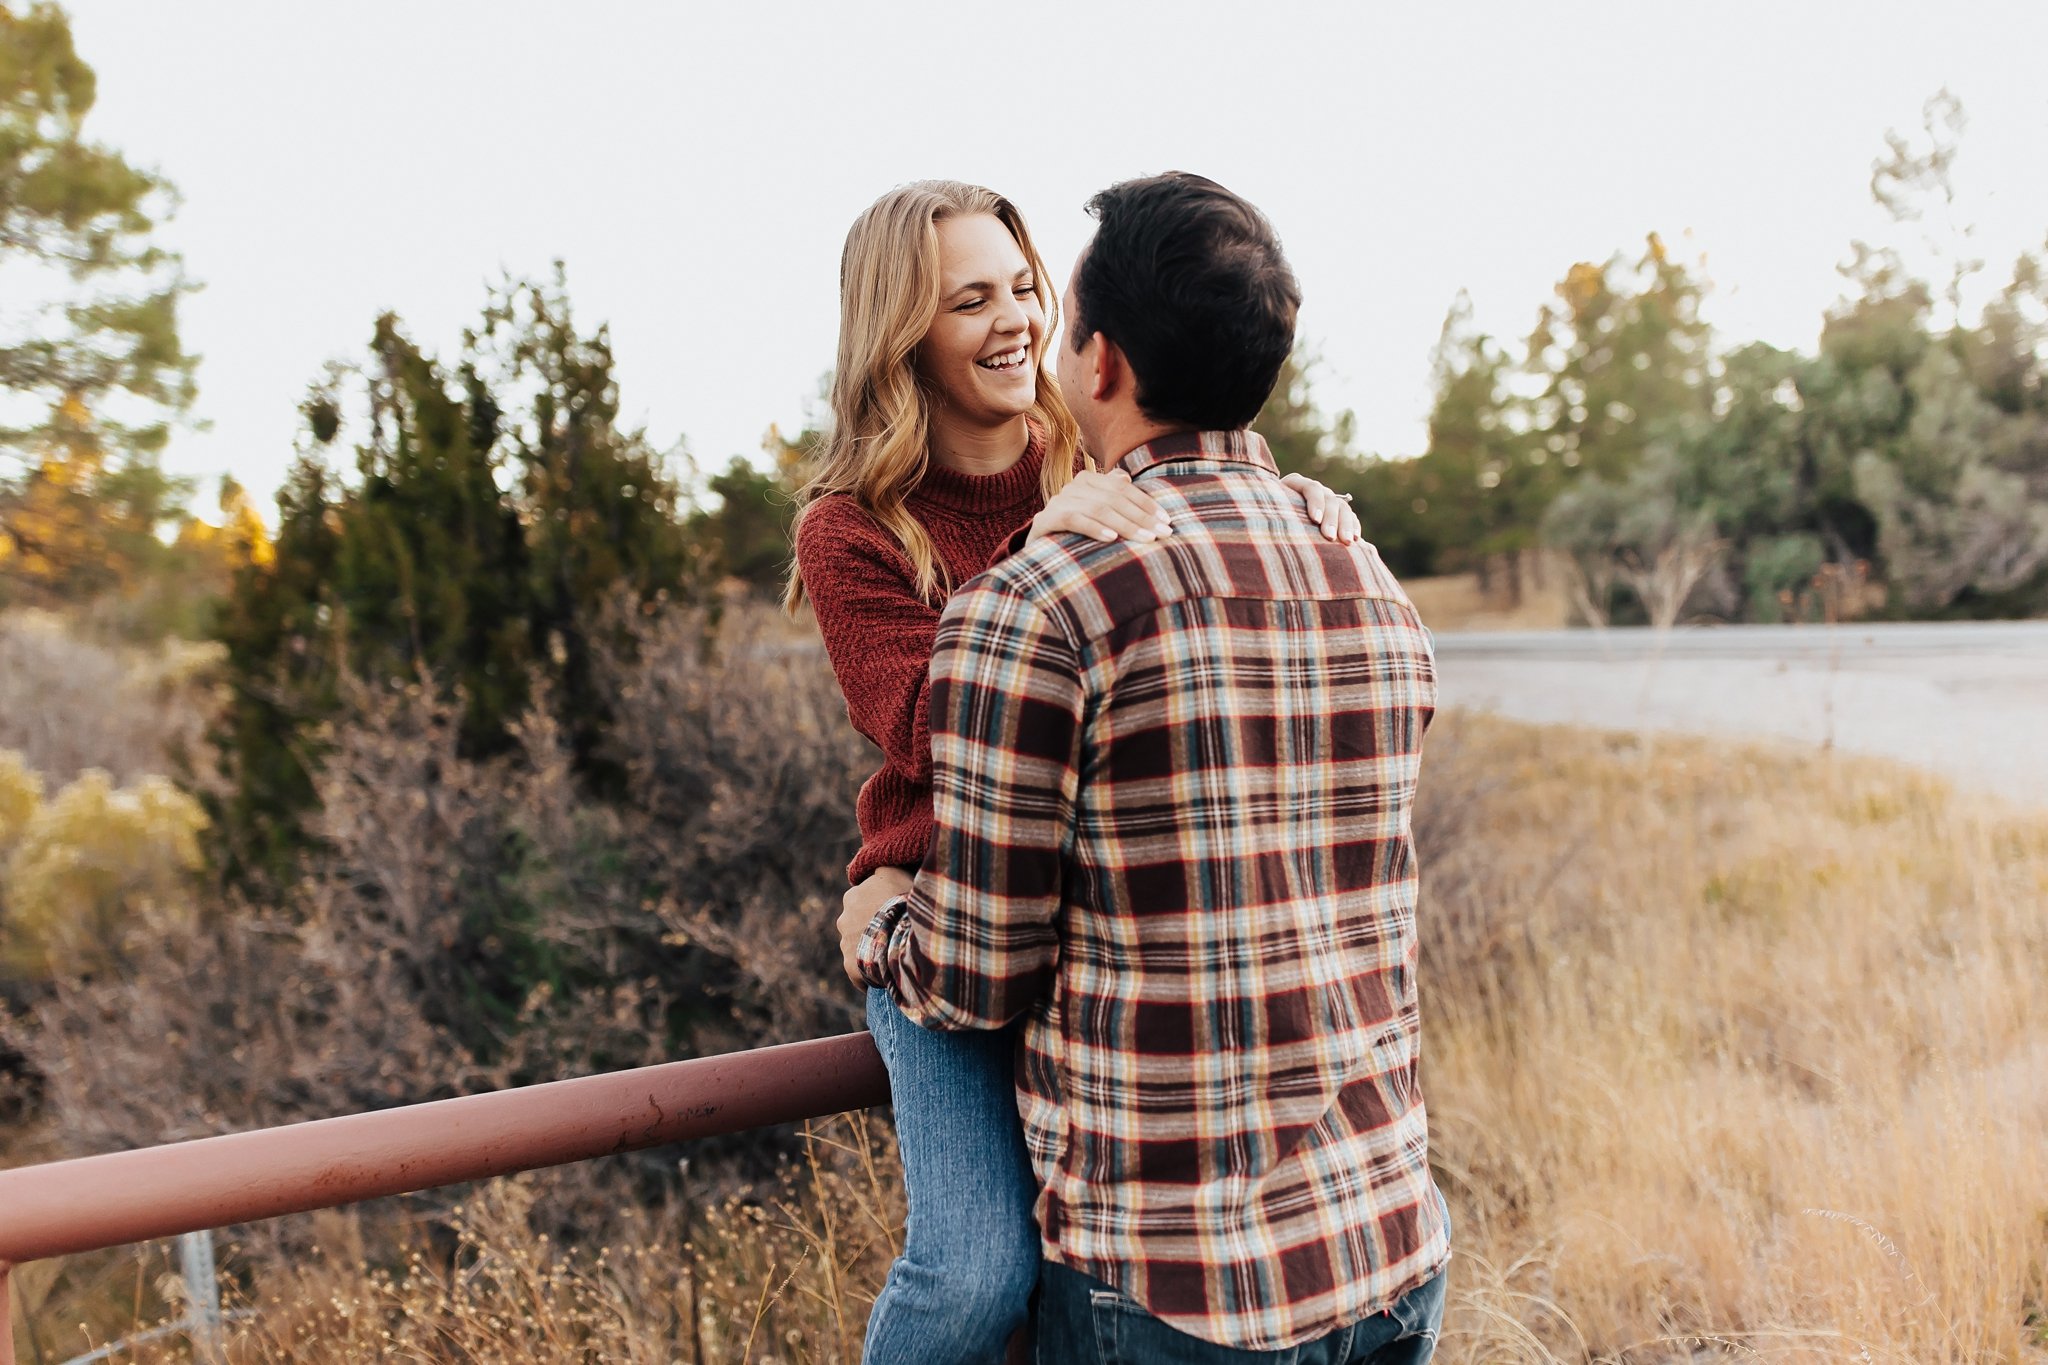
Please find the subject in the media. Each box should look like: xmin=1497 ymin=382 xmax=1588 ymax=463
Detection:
xmin=1089 ymin=333 xmax=1125 ymax=404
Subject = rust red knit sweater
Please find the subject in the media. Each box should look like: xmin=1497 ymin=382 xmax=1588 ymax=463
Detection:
xmin=794 ymin=424 xmax=1052 ymax=885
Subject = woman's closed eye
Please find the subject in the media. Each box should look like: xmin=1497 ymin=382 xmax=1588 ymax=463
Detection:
xmin=955 ymin=285 xmax=1034 ymax=313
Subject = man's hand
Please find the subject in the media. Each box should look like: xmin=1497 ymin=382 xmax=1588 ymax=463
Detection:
xmin=839 ymin=866 xmax=915 ymax=988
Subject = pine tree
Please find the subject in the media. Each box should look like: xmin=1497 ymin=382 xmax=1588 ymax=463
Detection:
xmin=1421 ymin=294 xmax=1545 ymax=590
xmin=480 ymin=269 xmax=690 ymax=776
xmin=207 ymin=451 xmax=342 ymax=884
xmin=1525 ymin=234 xmax=1714 ymax=486
xmin=210 ymin=277 xmax=692 ymax=885
xmin=0 ymin=3 xmax=199 ymax=610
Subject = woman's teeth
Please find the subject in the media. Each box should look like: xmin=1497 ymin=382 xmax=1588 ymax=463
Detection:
xmin=977 ymin=348 xmax=1028 ymax=372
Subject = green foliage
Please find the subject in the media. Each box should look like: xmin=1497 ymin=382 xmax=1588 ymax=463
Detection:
xmin=205 ymin=454 xmax=342 ymax=883
xmin=1851 ymin=347 xmax=2048 ymax=611
xmin=208 ymin=274 xmax=692 ymax=887
xmin=1255 ymin=242 xmax=1717 ymax=597
xmin=1317 ymin=90 xmax=2048 ymax=625
xmin=480 ymin=268 xmax=693 ymax=771
xmin=1525 ymin=234 xmax=1714 ymax=486
xmin=0 ymin=409 xmax=268 ymax=638
xmin=0 ymin=396 xmax=195 ymax=607
xmin=1253 ymin=261 xmax=1713 ymax=601
xmin=1255 ymin=346 xmax=1357 ymax=476
xmin=0 ymin=1 xmax=198 ymax=486
xmin=1421 ymin=295 xmax=1548 ymax=570
xmin=685 ymin=429 xmax=809 ymax=597
xmin=1253 ymin=348 xmax=1442 ymax=577
xmin=0 ymin=4 xmax=264 ymax=638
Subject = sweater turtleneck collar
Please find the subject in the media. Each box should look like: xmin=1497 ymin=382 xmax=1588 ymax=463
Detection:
xmin=908 ymin=420 xmax=1047 ymax=519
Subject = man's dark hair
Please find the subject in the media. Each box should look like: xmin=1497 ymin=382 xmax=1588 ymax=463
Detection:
xmin=1071 ymin=172 xmax=1301 ymax=430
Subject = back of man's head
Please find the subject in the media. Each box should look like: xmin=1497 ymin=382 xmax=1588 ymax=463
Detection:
xmin=1072 ymin=173 xmax=1301 ymax=431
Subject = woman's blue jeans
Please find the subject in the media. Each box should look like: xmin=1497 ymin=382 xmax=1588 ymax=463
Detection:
xmin=862 ymin=987 xmax=1041 ymax=1365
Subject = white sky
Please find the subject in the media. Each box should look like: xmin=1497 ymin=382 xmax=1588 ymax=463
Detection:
xmin=58 ymin=0 xmax=2048 ymax=508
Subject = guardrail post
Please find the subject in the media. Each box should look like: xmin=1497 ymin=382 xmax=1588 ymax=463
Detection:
xmin=2 ymin=1260 xmax=15 ymax=1365
xmin=177 ymin=1232 xmax=221 ymax=1360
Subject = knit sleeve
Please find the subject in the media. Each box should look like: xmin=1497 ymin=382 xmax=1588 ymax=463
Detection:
xmin=793 ymin=499 xmax=942 ymax=858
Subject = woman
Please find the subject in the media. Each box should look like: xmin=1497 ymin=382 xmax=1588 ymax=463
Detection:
xmin=785 ymin=180 xmax=1359 ymax=1365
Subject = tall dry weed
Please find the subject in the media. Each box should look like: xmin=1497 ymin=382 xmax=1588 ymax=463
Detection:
xmin=598 ymin=602 xmax=876 ymax=1051
xmin=0 ymin=609 xmax=221 ymax=786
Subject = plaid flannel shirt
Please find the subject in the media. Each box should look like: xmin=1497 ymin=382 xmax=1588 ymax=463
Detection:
xmin=857 ymin=429 xmax=1450 ymax=1350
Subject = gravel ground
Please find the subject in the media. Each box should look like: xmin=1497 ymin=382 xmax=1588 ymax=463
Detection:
xmin=1433 ymin=622 xmax=2048 ymax=809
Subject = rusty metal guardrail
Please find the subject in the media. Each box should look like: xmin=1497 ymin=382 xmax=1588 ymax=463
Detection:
xmin=0 ymin=1031 xmax=889 ymax=1364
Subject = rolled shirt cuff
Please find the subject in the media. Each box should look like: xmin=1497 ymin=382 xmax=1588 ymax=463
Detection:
xmin=856 ymin=892 xmax=912 ymax=990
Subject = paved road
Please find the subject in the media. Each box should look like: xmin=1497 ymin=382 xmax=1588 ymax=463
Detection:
xmin=1434 ymin=621 xmax=2048 ymax=807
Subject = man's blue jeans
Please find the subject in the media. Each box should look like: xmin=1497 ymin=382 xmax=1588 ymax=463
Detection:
xmin=861 ymin=987 xmax=1041 ymax=1365
xmin=1035 ymin=1262 xmax=1447 ymax=1365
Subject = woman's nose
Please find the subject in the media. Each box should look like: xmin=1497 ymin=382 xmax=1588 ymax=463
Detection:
xmin=994 ymin=293 xmax=1029 ymax=334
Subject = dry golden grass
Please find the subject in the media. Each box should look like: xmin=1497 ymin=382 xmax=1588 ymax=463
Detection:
xmin=1404 ymin=565 xmax=1571 ymax=633
xmin=210 ymin=1116 xmax=904 ymax=1365
xmin=1419 ymin=715 xmax=2048 ymax=1363
xmin=24 ymin=1116 xmax=903 ymax=1365
xmin=24 ymin=713 xmax=2048 ymax=1363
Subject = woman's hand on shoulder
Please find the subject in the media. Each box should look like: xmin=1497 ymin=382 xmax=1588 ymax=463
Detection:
xmin=1027 ymin=470 xmax=1174 ymax=546
xmin=1279 ymin=472 xmax=1362 ymax=544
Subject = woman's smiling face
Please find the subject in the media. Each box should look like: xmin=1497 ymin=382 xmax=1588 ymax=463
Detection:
xmin=916 ymin=212 xmax=1045 ymax=427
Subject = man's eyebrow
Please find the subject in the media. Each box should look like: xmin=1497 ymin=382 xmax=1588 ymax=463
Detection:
xmin=942 ymin=267 xmax=1036 ymax=298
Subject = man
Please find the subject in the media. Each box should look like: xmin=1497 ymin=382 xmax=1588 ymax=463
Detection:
xmin=839 ymin=171 xmax=1450 ymax=1364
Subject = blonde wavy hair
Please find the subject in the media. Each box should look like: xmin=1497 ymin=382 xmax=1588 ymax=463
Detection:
xmin=783 ymin=180 xmax=1082 ymax=612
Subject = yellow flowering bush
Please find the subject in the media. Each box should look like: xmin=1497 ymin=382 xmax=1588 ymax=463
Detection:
xmin=0 ymin=748 xmax=42 ymax=847
xmin=0 ymin=750 xmax=207 ymax=977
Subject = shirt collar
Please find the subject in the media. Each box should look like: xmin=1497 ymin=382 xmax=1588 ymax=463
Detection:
xmin=1114 ymin=428 xmax=1279 ymax=480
